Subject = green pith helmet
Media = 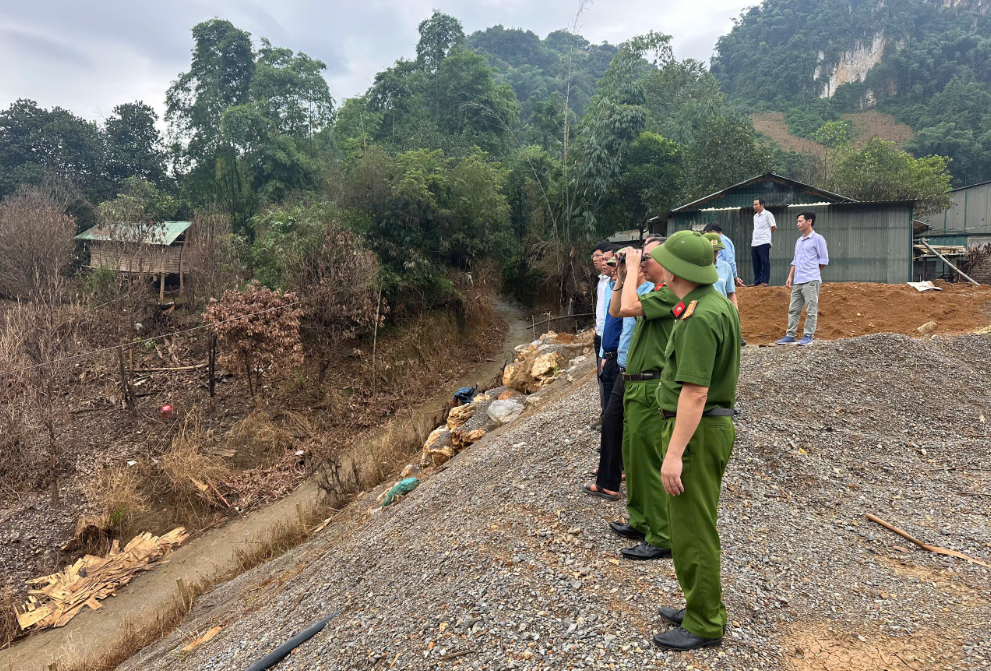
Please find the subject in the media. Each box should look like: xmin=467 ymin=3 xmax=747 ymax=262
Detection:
xmin=650 ymin=230 xmax=719 ymax=285
xmin=703 ymin=232 xmax=725 ymax=252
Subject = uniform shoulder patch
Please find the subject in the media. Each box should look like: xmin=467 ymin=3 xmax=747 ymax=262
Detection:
xmin=681 ymin=300 xmax=698 ymax=320
xmin=672 ymin=301 xmax=685 ymax=318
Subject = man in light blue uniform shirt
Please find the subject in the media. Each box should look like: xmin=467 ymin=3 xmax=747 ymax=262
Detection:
xmin=703 ymin=223 xmax=738 ymax=286
xmin=703 ymin=233 xmax=739 ymax=309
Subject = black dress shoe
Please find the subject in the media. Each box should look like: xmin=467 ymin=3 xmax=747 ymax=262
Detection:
xmin=620 ymin=542 xmax=672 ymax=560
xmin=656 ymin=609 xmax=728 ymax=634
xmin=608 ymin=521 xmax=645 ymax=540
xmin=652 ymin=626 xmax=721 ymax=651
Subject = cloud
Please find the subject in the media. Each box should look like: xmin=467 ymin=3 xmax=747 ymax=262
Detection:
xmin=0 ymin=26 xmax=96 ymax=72
xmin=0 ymin=0 xmax=749 ymax=122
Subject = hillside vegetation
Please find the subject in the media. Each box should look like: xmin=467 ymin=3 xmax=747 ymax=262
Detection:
xmin=712 ymin=0 xmax=991 ymax=185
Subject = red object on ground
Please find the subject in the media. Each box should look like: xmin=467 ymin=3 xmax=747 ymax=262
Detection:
xmin=160 ymin=404 xmax=173 ymax=419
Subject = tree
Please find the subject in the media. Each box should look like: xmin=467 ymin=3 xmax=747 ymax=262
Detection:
xmin=416 ymin=11 xmax=465 ymax=74
xmin=426 ymin=48 xmax=521 ymax=155
xmin=573 ymin=33 xmax=672 ymax=223
xmin=104 ymin=102 xmax=167 ymax=186
xmin=205 ymin=281 xmax=303 ymax=398
xmin=598 ymin=132 xmax=683 ymax=231
xmin=252 ymin=39 xmax=336 ymax=143
xmin=166 ymin=19 xmax=256 ymax=169
xmin=828 ymin=138 xmax=952 ymax=215
xmin=290 ymin=220 xmax=382 ymax=383
xmin=0 ymin=182 xmax=77 ymax=301
xmin=0 ymin=99 xmax=108 ymax=202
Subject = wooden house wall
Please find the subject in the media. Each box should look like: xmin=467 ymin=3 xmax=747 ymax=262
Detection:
xmin=88 ymin=242 xmax=185 ymax=274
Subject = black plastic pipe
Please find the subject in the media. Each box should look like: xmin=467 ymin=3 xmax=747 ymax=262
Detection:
xmin=245 ymin=610 xmax=342 ymax=671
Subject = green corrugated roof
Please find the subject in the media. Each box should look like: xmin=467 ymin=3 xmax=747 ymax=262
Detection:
xmin=75 ymin=221 xmax=192 ymax=246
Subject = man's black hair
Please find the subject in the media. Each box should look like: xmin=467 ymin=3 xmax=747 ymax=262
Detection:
xmin=798 ymin=211 xmax=816 ymax=226
xmin=702 ymin=223 xmax=723 ymax=233
xmin=593 ymin=241 xmax=612 ymax=254
xmin=755 ymin=198 xmax=766 ymax=207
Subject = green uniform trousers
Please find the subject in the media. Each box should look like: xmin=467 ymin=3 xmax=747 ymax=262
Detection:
xmin=660 ymin=415 xmax=735 ymax=639
xmin=622 ymin=379 xmax=669 ymax=549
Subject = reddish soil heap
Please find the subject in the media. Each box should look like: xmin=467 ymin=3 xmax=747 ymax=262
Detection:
xmin=738 ymin=281 xmax=991 ymax=344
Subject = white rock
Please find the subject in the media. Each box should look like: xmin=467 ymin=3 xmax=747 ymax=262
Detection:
xmin=487 ymin=399 xmax=524 ymax=425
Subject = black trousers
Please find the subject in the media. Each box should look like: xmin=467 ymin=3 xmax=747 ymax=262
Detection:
xmin=600 ymin=356 xmax=620 ymax=411
xmin=594 ymin=334 xmax=604 ymax=410
xmin=751 ymin=244 xmax=771 ymax=285
xmin=596 ymin=373 xmax=626 ymax=492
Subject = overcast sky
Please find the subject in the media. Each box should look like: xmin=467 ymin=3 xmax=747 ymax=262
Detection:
xmin=0 ymin=0 xmax=749 ymax=125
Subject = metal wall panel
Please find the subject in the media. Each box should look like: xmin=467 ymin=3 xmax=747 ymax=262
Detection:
xmin=668 ymin=203 xmax=913 ymax=285
xmin=919 ymin=182 xmax=991 ymax=236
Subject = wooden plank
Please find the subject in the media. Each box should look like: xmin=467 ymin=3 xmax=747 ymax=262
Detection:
xmin=16 ymin=604 xmax=53 ymax=629
xmin=182 ymin=626 xmax=222 ymax=653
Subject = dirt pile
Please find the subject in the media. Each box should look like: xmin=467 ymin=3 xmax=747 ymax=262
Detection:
xmin=115 ymin=332 xmax=989 ymax=671
xmin=739 ymin=281 xmax=991 ymax=344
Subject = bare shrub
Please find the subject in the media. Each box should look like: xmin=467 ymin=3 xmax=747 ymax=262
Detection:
xmin=315 ymin=418 xmax=425 ymax=507
xmin=0 ymin=182 xmax=77 ymax=301
xmin=291 ymin=224 xmax=382 ymax=383
xmin=3 ymin=290 xmax=80 ymax=506
xmin=0 ymin=362 xmax=42 ymax=493
xmin=205 ymin=282 xmax=303 ymax=398
xmin=225 ymin=411 xmax=294 ymax=469
xmin=96 ymin=464 xmax=150 ymax=538
xmin=185 ymin=204 xmax=243 ymax=306
xmin=158 ymin=419 xmax=234 ymax=519
xmin=0 ymin=583 xmax=19 ymax=649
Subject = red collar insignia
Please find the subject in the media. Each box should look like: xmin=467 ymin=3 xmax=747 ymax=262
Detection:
xmin=672 ymin=301 xmax=686 ymax=318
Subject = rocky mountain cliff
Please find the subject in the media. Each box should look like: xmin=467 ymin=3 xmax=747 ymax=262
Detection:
xmin=713 ymin=0 xmax=991 ymax=184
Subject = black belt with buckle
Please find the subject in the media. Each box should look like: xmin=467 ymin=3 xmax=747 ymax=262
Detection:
xmin=623 ymin=371 xmax=662 ymax=381
xmin=660 ymin=408 xmax=734 ymax=418
xmin=602 ymin=351 xmax=618 ymax=360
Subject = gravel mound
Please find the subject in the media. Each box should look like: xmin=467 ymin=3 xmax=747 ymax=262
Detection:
xmin=123 ymin=334 xmax=991 ymax=671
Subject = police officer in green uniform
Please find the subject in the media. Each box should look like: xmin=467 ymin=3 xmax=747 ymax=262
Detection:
xmin=648 ymin=230 xmax=741 ymax=651
xmin=605 ymin=236 xmax=680 ymax=560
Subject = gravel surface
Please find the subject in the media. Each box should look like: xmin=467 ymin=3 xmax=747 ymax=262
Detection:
xmin=123 ymin=333 xmax=991 ymax=671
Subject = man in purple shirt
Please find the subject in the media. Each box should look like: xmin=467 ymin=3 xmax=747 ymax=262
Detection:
xmin=776 ymin=211 xmax=828 ymax=346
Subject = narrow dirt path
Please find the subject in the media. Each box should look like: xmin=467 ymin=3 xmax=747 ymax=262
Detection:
xmin=0 ymin=299 xmax=532 ymax=671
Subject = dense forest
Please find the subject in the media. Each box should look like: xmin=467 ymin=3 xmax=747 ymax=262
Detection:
xmin=712 ymin=0 xmax=991 ymax=186
xmin=0 ymin=6 xmax=963 ymax=316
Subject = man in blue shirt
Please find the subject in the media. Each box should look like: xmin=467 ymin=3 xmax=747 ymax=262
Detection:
xmin=703 ymin=224 xmax=739 ymax=286
xmin=598 ymin=274 xmax=623 ymax=412
xmin=703 ymin=233 xmax=739 ymax=309
xmin=776 ymin=211 xmax=829 ymax=346
xmin=583 ymin=253 xmax=653 ymax=501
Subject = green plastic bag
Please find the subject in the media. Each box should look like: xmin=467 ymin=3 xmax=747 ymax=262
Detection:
xmin=381 ymin=477 xmax=419 ymax=507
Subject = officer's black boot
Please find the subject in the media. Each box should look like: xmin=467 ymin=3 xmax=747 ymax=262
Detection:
xmin=652 ymin=627 xmax=722 ymax=651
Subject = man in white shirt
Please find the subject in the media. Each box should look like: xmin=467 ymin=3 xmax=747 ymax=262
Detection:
xmin=750 ymin=199 xmax=776 ymax=286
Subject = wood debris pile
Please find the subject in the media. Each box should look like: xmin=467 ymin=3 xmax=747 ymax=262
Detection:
xmin=16 ymin=527 xmax=188 ymax=632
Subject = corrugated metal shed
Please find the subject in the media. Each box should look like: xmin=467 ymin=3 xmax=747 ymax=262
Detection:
xmin=917 ymin=181 xmax=991 ymax=240
xmin=668 ymin=202 xmax=914 ymax=285
xmin=75 ymin=221 xmax=192 ymax=246
xmin=671 ymin=173 xmax=854 ymax=213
